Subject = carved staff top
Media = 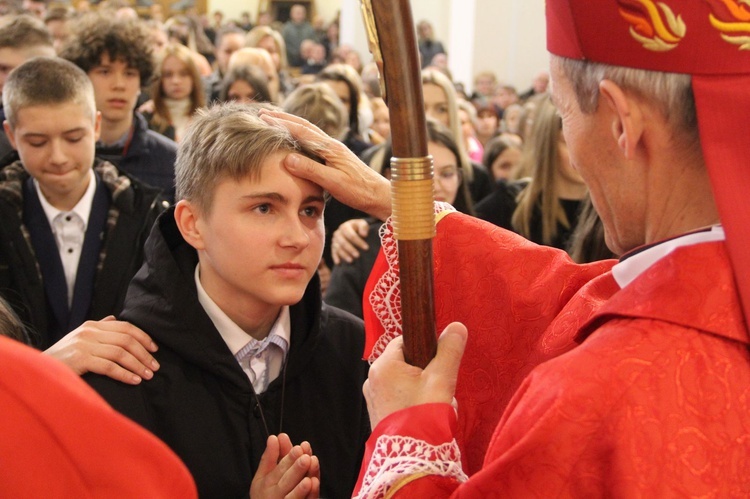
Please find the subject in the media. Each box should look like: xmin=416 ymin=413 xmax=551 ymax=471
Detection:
xmin=361 ymin=0 xmax=437 ymax=368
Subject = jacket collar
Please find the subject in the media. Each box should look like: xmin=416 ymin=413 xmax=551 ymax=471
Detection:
xmin=0 ymin=159 xmax=136 ymax=215
xmin=612 ymin=225 xmax=725 ymax=289
xmin=122 ymin=207 xmax=324 ymax=390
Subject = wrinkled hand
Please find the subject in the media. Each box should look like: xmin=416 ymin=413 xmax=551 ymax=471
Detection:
xmin=363 ymin=322 xmax=468 ymax=429
xmin=44 ymin=316 xmax=159 ymax=385
xmin=250 ymin=433 xmax=320 ymax=499
xmin=331 ymin=219 xmax=370 ymax=265
xmin=259 ymin=110 xmax=392 ymax=221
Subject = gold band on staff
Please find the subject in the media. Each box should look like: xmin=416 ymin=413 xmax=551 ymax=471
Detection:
xmin=391 ymin=156 xmax=436 ymax=240
xmin=390 ymin=156 xmax=433 ymax=181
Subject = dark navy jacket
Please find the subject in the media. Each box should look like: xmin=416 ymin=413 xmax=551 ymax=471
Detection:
xmin=96 ymin=112 xmax=177 ymax=203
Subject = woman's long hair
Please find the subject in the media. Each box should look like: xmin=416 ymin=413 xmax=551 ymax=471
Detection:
xmin=421 ymin=68 xmax=474 ymax=183
xmin=426 ymin=118 xmax=475 ymax=216
xmin=511 ymin=95 xmax=572 ymax=245
xmin=370 ymin=118 xmax=474 ymax=216
xmin=150 ymin=43 xmax=206 ymax=134
xmin=0 ymin=297 xmax=29 ymax=344
xmin=219 ymin=65 xmax=273 ymax=104
xmin=245 ymin=26 xmax=288 ymax=72
xmin=566 ymin=195 xmax=615 ymax=263
xmin=318 ymin=63 xmax=362 ymax=138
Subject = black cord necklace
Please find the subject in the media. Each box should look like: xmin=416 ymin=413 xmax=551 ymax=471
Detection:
xmin=251 ymin=357 xmax=288 ymax=438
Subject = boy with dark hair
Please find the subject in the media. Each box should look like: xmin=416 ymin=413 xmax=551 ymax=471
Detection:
xmin=87 ymin=103 xmax=370 ymax=498
xmin=60 ymin=14 xmax=177 ymax=199
xmin=0 ymin=57 xmax=166 ymax=384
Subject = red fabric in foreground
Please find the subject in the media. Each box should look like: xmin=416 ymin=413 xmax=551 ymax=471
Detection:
xmin=0 ymin=336 xmax=197 ymax=498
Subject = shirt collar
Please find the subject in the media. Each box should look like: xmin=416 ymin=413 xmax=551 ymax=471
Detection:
xmin=194 ymin=263 xmax=291 ymax=355
xmin=34 ymin=169 xmax=96 ymax=227
xmin=612 ymin=225 xmax=725 ymax=289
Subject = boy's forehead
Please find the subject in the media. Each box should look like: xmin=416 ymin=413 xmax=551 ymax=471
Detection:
xmin=15 ymin=101 xmax=96 ymax=129
xmin=246 ymin=151 xmax=324 ymax=190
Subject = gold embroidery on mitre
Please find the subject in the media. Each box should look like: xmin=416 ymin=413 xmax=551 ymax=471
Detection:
xmin=706 ymin=0 xmax=750 ymax=50
xmin=617 ymin=0 xmax=687 ymax=51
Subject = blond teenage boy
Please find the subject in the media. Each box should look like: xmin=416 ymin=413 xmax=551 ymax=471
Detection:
xmin=0 ymin=57 xmax=166 ymax=384
xmin=86 ymin=103 xmax=369 ymax=498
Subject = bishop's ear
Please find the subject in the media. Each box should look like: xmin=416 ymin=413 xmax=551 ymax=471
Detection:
xmin=174 ymin=200 xmax=206 ymax=251
xmin=599 ymin=79 xmax=644 ymax=161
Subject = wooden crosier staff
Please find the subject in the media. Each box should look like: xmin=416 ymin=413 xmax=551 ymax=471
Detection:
xmin=360 ymin=0 xmax=437 ymax=368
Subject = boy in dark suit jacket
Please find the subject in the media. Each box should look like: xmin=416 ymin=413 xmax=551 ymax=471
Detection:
xmin=0 ymin=57 xmax=166 ymax=385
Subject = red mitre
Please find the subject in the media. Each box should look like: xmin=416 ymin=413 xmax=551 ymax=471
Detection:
xmin=547 ymin=0 xmax=750 ymax=325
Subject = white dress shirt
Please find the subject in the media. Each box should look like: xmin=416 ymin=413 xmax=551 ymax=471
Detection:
xmin=195 ymin=264 xmax=291 ymax=393
xmin=34 ymin=170 xmax=96 ymax=307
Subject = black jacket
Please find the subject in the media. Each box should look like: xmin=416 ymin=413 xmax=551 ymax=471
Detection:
xmin=0 ymin=159 xmax=168 ymax=348
xmin=86 ymin=209 xmax=370 ymax=499
xmin=468 ymin=161 xmax=494 ymax=204
xmin=475 ymin=179 xmax=582 ymax=250
xmin=96 ymin=113 xmax=177 ymax=202
xmin=325 ymin=219 xmax=382 ymax=319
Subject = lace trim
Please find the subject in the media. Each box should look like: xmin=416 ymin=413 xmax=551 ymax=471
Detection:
xmin=367 ymin=202 xmax=456 ymax=363
xmin=354 ymin=434 xmax=467 ymax=498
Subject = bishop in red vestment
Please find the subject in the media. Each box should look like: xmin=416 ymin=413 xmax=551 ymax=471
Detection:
xmin=262 ymin=0 xmax=750 ymax=495
xmin=355 ymin=212 xmax=747 ymax=497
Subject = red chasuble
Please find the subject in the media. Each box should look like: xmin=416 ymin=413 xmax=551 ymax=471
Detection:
xmin=356 ymin=211 xmax=750 ymax=497
xmin=0 ymin=336 xmax=197 ymax=497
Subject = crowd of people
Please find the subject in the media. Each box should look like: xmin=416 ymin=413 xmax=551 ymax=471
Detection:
xmin=0 ymin=0 xmax=748 ymax=497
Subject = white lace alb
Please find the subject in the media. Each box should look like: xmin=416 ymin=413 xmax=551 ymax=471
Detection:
xmin=355 ymin=434 xmax=468 ymax=498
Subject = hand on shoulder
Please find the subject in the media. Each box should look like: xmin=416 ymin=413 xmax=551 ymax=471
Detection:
xmin=44 ymin=316 xmax=160 ymax=385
